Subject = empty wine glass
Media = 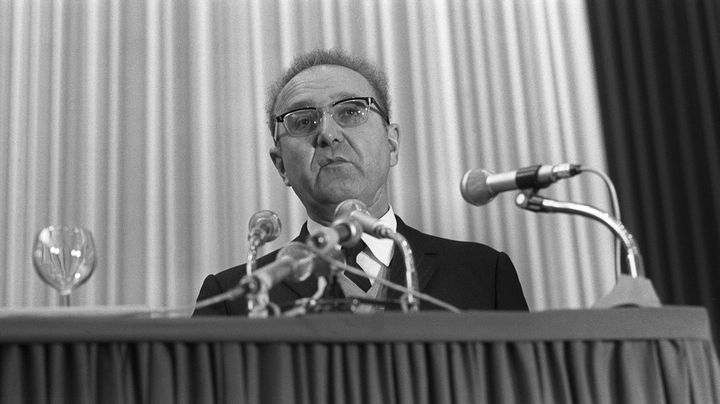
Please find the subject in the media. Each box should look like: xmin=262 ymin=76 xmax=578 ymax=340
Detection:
xmin=32 ymin=225 xmax=97 ymax=306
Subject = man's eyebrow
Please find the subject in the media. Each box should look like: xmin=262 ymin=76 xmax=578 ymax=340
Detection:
xmin=331 ymin=92 xmax=358 ymax=101
xmin=282 ymin=92 xmax=360 ymax=112
xmin=282 ymin=101 xmax=315 ymax=112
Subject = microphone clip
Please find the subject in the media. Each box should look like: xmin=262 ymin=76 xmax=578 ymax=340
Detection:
xmin=514 ymin=189 xmax=546 ymax=212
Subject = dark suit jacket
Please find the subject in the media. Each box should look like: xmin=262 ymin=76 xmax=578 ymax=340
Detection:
xmin=193 ymin=216 xmax=528 ymax=315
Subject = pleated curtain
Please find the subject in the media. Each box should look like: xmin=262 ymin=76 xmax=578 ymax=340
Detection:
xmin=0 ymin=0 xmax=614 ymax=311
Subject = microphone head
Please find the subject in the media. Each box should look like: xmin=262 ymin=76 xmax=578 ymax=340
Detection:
xmin=277 ymin=242 xmax=315 ymax=282
xmin=248 ymin=210 xmax=282 ymax=244
xmin=331 ymin=217 xmax=363 ymax=248
xmin=460 ymin=168 xmax=496 ymax=206
xmin=334 ymin=199 xmax=368 ymax=219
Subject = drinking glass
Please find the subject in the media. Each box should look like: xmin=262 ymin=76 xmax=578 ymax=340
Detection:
xmin=32 ymin=225 xmax=97 ymax=306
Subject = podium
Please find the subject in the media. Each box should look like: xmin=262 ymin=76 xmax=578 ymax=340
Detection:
xmin=1 ymin=307 xmax=719 ymax=403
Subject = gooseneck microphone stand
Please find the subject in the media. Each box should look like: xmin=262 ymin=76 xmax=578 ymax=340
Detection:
xmin=515 ymin=190 xmax=660 ymax=307
xmin=369 ymin=226 xmax=420 ymax=313
xmin=245 ymin=211 xmax=282 ymax=317
xmin=245 ymin=239 xmax=266 ymax=316
xmin=334 ymin=199 xmax=420 ymax=312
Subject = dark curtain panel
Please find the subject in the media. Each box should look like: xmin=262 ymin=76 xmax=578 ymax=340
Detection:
xmin=586 ymin=0 xmax=720 ymax=343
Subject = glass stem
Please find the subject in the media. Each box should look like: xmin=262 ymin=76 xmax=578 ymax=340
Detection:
xmin=59 ymin=293 xmax=71 ymax=307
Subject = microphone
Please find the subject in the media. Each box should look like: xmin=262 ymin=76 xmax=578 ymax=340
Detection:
xmin=334 ymin=199 xmax=394 ymax=238
xmin=247 ymin=210 xmax=282 ymax=248
xmin=334 ymin=198 xmax=420 ymax=312
xmin=460 ymin=163 xmax=582 ymax=206
xmin=241 ymin=242 xmax=315 ymax=294
xmin=306 ymin=217 xmax=363 ymax=255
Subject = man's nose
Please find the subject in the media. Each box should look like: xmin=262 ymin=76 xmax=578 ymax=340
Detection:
xmin=316 ymin=113 xmax=344 ymax=146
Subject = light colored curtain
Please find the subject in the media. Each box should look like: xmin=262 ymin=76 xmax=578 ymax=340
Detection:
xmin=0 ymin=0 xmax=614 ymax=311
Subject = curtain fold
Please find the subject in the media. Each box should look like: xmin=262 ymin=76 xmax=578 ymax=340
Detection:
xmin=1 ymin=0 xmax=612 ymax=310
xmin=1 ymin=339 xmax=718 ymax=403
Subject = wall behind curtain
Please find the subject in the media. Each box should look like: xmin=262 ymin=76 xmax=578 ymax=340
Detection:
xmin=0 ymin=0 xmax=614 ymax=311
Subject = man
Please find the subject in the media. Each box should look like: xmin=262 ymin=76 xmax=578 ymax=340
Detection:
xmin=193 ymin=49 xmax=528 ymax=315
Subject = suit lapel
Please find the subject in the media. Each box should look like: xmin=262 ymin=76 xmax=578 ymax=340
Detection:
xmin=278 ymin=223 xmax=321 ymax=298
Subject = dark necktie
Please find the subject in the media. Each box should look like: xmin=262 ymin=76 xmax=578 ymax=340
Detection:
xmin=343 ymin=241 xmax=371 ymax=292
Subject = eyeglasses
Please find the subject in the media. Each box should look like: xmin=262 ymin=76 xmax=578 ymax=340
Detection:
xmin=274 ymin=97 xmax=389 ymax=141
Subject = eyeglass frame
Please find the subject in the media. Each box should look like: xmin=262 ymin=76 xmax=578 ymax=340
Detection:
xmin=273 ymin=96 xmax=390 ymax=143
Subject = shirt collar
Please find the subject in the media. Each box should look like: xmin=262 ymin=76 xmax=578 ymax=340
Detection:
xmin=306 ymin=206 xmax=397 ymax=265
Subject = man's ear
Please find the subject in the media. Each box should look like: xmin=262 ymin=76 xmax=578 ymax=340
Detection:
xmin=269 ymin=145 xmax=292 ymax=186
xmin=387 ymin=123 xmax=400 ymax=166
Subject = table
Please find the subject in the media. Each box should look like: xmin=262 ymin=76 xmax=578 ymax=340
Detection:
xmin=1 ymin=307 xmax=718 ymax=403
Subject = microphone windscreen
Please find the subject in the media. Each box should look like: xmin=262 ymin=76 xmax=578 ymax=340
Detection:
xmin=334 ymin=199 xmax=368 ymax=219
xmin=460 ymin=169 xmax=495 ymax=206
xmin=277 ymin=242 xmax=315 ymax=282
xmin=248 ymin=210 xmax=282 ymax=243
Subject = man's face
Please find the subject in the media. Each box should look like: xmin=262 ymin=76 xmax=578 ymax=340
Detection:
xmin=270 ymin=65 xmax=399 ymax=223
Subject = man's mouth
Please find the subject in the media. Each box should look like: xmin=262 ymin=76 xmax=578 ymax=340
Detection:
xmin=320 ymin=157 xmax=351 ymax=167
